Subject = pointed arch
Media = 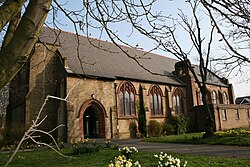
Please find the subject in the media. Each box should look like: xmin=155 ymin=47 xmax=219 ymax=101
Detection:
xmin=206 ymin=90 xmax=212 ymax=104
xmin=212 ymin=90 xmax=217 ymax=104
xmin=117 ymin=81 xmax=136 ymax=116
xmin=79 ymin=99 xmax=107 ymax=139
xmin=172 ymin=88 xmax=184 ymax=115
xmin=223 ymin=92 xmax=229 ymax=104
xmin=148 ymin=84 xmax=163 ymax=115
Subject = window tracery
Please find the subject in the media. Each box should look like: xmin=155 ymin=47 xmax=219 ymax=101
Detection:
xmin=149 ymin=85 xmax=163 ymax=115
xmin=118 ymin=81 xmax=136 ymax=116
xmin=173 ymin=88 xmax=183 ymax=115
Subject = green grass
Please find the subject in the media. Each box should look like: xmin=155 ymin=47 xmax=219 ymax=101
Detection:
xmin=0 ymin=147 xmax=250 ymax=167
xmin=0 ymin=148 xmax=116 ymax=167
xmin=143 ymin=131 xmax=250 ymax=146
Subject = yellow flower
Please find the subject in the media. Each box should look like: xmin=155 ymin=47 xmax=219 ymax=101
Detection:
xmin=118 ymin=155 xmax=123 ymax=161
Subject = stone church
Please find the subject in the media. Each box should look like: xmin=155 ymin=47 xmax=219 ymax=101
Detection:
xmin=6 ymin=28 xmax=250 ymax=142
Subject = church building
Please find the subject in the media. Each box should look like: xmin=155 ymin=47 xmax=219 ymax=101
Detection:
xmin=6 ymin=28 xmax=250 ymax=142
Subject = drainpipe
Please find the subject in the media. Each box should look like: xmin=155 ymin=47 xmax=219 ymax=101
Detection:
xmin=114 ymin=83 xmax=119 ymax=138
xmin=110 ymin=107 xmax=113 ymax=139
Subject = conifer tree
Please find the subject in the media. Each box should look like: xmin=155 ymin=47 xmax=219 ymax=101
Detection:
xmin=138 ymin=85 xmax=147 ymax=137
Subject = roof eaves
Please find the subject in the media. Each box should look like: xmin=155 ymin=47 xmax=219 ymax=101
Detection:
xmin=115 ymin=76 xmax=186 ymax=87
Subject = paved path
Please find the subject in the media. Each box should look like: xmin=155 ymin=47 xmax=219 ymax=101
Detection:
xmin=107 ymin=139 xmax=250 ymax=159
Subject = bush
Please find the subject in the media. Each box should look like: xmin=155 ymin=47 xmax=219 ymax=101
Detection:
xmin=129 ymin=122 xmax=137 ymax=139
xmin=171 ymin=115 xmax=190 ymax=135
xmin=71 ymin=140 xmax=99 ymax=155
xmin=162 ymin=123 xmax=175 ymax=136
xmin=1 ymin=123 xmax=26 ymax=146
xmin=148 ymin=120 xmax=162 ymax=137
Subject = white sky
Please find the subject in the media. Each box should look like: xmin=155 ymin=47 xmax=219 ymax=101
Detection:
xmin=48 ymin=0 xmax=250 ymax=98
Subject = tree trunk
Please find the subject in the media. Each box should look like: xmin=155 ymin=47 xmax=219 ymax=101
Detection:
xmin=200 ymin=86 xmax=214 ymax=138
xmin=0 ymin=0 xmax=25 ymax=30
xmin=0 ymin=0 xmax=52 ymax=90
xmin=1 ymin=12 xmax=20 ymax=49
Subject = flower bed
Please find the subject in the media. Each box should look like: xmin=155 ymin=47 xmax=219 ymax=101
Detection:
xmin=109 ymin=146 xmax=187 ymax=167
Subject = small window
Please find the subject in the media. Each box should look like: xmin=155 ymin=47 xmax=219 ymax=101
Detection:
xmin=246 ymin=109 xmax=250 ymax=118
xmin=235 ymin=109 xmax=239 ymax=120
xmin=199 ymin=92 xmax=203 ymax=105
xmin=222 ymin=109 xmax=227 ymax=121
xmin=196 ymin=91 xmax=203 ymax=105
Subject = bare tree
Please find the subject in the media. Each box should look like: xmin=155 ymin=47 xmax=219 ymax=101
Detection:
xmin=1 ymin=0 xmax=247 ymax=137
xmin=200 ymin=0 xmax=250 ymax=79
xmin=80 ymin=0 xmax=217 ymax=136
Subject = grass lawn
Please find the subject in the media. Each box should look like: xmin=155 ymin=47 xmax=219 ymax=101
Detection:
xmin=0 ymin=147 xmax=250 ymax=167
xmin=143 ymin=130 xmax=250 ymax=146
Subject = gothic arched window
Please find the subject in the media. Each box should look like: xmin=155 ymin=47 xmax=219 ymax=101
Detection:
xmin=118 ymin=81 xmax=136 ymax=116
xmin=212 ymin=91 xmax=217 ymax=104
xmin=149 ymin=85 xmax=163 ymax=115
xmin=223 ymin=92 xmax=228 ymax=104
xmin=173 ymin=88 xmax=183 ymax=115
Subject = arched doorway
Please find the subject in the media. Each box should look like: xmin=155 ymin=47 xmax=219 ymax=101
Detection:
xmin=83 ymin=106 xmax=100 ymax=138
xmin=79 ymin=99 xmax=106 ymax=139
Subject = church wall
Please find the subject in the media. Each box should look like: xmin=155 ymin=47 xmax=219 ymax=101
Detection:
xmin=113 ymin=80 xmax=183 ymax=139
xmin=213 ymin=104 xmax=250 ymax=131
xmin=191 ymin=82 xmax=231 ymax=106
xmin=66 ymin=77 xmax=185 ymax=141
xmin=66 ymin=77 xmax=115 ymax=142
xmin=26 ymin=43 xmax=66 ymax=140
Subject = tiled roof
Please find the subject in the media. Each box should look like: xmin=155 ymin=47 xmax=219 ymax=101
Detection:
xmin=40 ymin=27 xmax=184 ymax=86
xmin=192 ymin=66 xmax=228 ymax=87
xmin=39 ymin=27 xmax=228 ymax=87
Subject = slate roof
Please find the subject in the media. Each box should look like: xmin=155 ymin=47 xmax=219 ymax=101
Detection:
xmin=236 ymin=96 xmax=250 ymax=104
xmin=192 ymin=66 xmax=228 ymax=87
xmin=39 ymin=27 xmax=228 ymax=87
xmin=39 ymin=28 xmax=185 ymax=86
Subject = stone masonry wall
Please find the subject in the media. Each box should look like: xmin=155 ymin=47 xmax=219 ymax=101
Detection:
xmin=213 ymin=104 xmax=250 ymax=131
xmin=66 ymin=77 xmax=115 ymax=142
xmin=66 ymin=77 xmax=184 ymax=141
xmin=26 ymin=43 xmax=66 ymax=139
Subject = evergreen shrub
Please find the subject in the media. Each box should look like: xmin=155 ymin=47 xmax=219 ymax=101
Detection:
xmin=138 ymin=85 xmax=147 ymax=137
xmin=162 ymin=123 xmax=175 ymax=136
xmin=171 ymin=115 xmax=190 ymax=135
xmin=148 ymin=120 xmax=162 ymax=137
